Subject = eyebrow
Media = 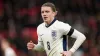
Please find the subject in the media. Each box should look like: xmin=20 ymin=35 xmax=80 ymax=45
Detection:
xmin=41 ymin=10 xmax=50 ymax=13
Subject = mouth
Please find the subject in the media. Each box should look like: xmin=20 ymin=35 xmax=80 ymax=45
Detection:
xmin=43 ymin=17 xmax=48 ymax=20
xmin=44 ymin=17 xmax=48 ymax=18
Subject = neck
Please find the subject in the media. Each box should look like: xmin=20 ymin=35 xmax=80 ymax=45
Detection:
xmin=46 ymin=18 xmax=54 ymax=25
xmin=45 ymin=18 xmax=56 ymax=27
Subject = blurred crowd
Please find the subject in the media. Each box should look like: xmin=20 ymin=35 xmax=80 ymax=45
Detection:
xmin=0 ymin=0 xmax=100 ymax=56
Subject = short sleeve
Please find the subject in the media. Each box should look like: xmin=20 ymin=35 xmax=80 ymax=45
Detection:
xmin=58 ymin=22 xmax=71 ymax=35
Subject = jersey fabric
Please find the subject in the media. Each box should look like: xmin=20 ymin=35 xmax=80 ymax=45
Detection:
xmin=36 ymin=19 xmax=72 ymax=56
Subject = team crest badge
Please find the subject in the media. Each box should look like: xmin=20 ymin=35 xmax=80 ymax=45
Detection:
xmin=51 ymin=30 xmax=57 ymax=40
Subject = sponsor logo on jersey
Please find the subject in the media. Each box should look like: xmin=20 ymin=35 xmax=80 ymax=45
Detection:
xmin=40 ymin=34 xmax=44 ymax=36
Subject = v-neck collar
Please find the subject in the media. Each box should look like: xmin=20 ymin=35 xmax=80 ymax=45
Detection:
xmin=45 ymin=18 xmax=56 ymax=28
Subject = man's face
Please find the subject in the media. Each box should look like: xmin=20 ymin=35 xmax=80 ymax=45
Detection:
xmin=41 ymin=6 xmax=56 ymax=23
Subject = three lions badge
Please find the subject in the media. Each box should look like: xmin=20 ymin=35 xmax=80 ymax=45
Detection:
xmin=51 ymin=30 xmax=57 ymax=40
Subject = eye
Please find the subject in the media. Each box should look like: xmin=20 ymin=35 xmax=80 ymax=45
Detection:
xmin=45 ymin=11 xmax=49 ymax=13
xmin=41 ymin=11 xmax=44 ymax=13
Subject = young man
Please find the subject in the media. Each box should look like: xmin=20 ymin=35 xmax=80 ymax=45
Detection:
xmin=27 ymin=2 xmax=86 ymax=56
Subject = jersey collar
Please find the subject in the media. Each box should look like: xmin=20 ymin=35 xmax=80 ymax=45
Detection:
xmin=45 ymin=18 xmax=56 ymax=28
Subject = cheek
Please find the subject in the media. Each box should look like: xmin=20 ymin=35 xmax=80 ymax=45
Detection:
xmin=52 ymin=13 xmax=55 ymax=17
xmin=50 ymin=13 xmax=54 ymax=17
xmin=41 ymin=14 xmax=44 ymax=18
xmin=50 ymin=14 xmax=54 ymax=18
xmin=49 ymin=13 xmax=53 ymax=17
xmin=49 ymin=14 xmax=52 ymax=17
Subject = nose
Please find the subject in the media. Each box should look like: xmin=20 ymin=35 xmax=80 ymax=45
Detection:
xmin=42 ymin=12 xmax=46 ymax=16
xmin=43 ymin=15 xmax=46 ymax=17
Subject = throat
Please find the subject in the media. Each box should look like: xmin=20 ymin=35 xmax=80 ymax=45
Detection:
xmin=45 ymin=18 xmax=56 ymax=27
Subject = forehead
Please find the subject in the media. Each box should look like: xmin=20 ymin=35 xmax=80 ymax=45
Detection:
xmin=41 ymin=6 xmax=52 ymax=11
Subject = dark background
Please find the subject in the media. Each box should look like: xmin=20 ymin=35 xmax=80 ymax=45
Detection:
xmin=0 ymin=0 xmax=100 ymax=56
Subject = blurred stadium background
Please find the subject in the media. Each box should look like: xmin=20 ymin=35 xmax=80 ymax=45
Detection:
xmin=0 ymin=0 xmax=100 ymax=56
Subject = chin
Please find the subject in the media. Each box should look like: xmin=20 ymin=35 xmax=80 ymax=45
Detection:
xmin=44 ymin=21 xmax=48 ymax=23
xmin=43 ymin=19 xmax=48 ymax=22
xmin=44 ymin=20 xmax=48 ymax=23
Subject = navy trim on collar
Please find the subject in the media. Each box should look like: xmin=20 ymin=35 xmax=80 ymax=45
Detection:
xmin=46 ymin=18 xmax=56 ymax=27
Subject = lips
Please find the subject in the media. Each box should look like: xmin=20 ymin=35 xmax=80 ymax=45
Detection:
xmin=44 ymin=17 xmax=48 ymax=18
xmin=43 ymin=17 xmax=48 ymax=20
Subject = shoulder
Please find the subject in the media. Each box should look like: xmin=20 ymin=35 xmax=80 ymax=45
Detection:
xmin=37 ymin=22 xmax=45 ymax=32
xmin=55 ymin=20 xmax=72 ymax=35
xmin=37 ymin=23 xmax=44 ymax=29
xmin=56 ymin=20 xmax=71 ymax=28
xmin=56 ymin=20 xmax=71 ymax=32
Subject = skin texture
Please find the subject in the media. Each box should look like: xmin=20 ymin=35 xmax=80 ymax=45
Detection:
xmin=41 ymin=6 xmax=57 ymax=25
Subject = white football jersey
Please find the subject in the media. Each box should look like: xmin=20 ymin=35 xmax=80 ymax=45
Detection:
xmin=36 ymin=19 xmax=72 ymax=56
